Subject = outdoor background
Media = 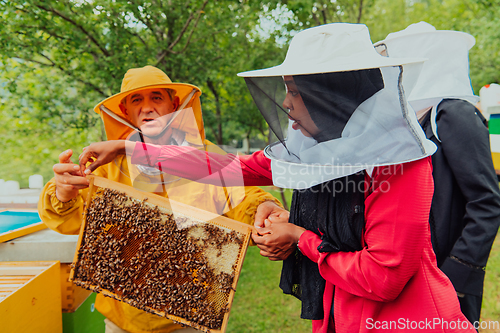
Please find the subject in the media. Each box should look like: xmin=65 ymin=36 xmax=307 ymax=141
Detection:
xmin=2 ymin=0 xmax=500 ymax=187
xmin=1 ymin=1 xmax=500 ymax=332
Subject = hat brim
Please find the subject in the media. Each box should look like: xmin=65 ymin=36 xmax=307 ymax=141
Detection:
xmin=237 ymin=55 xmax=426 ymax=77
xmin=375 ymin=30 xmax=475 ymax=50
xmin=93 ymin=83 xmax=202 ymax=116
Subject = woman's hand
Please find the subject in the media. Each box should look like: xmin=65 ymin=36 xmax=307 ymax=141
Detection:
xmin=254 ymin=200 xmax=290 ymax=235
xmin=251 ymin=222 xmax=305 ymax=261
xmin=79 ymin=140 xmax=127 ymax=175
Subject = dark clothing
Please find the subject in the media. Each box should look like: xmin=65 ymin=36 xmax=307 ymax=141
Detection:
xmin=459 ymin=293 xmax=482 ymax=326
xmin=280 ymin=173 xmax=366 ymax=320
xmin=421 ymin=98 xmax=500 ymax=323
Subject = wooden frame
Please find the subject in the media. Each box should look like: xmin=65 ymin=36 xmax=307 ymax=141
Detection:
xmin=70 ymin=175 xmax=253 ymax=333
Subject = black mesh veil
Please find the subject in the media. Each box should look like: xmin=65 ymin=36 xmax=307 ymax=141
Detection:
xmin=294 ymin=70 xmax=384 ymax=142
xmin=244 ymin=69 xmax=385 ymax=148
xmin=244 ymin=76 xmax=290 ymax=146
xmin=240 ymin=65 xmax=437 ymax=194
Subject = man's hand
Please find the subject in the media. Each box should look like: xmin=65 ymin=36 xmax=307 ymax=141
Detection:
xmin=254 ymin=200 xmax=290 ymax=234
xmin=53 ymin=149 xmax=89 ymax=202
xmin=251 ymin=222 xmax=305 ymax=261
xmin=79 ymin=140 xmax=127 ymax=175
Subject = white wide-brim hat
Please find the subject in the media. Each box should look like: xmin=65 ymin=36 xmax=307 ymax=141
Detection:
xmin=238 ymin=23 xmax=426 ymax=77
xmin=375 ymin=21 xmax=475 ymax=49
xmin=374 ymin=21 xmax=478 ymax=111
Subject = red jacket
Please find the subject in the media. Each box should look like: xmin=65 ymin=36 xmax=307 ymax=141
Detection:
xmin=132 ymin=144 xmax=474 ymax=332
xmin=300 ymin=158 xmax=474 ymax=332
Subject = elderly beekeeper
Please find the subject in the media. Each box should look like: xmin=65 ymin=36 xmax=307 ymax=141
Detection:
xmin=38 ymin=65 xmax=282 ymax=333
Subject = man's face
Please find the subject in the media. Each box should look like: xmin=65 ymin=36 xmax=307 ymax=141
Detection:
xmin=120 ymin=88 xmax=179 ymax=138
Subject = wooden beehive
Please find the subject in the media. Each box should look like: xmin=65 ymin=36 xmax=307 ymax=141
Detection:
xmin=0 ymin=261 xmax=62 ymax=333
xmin=70 ymin=175 xmax=252 ymax=332
xmin=60 ymin=263 xmax=92 ymax=313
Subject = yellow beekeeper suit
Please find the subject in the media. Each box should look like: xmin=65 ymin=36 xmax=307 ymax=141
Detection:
xmin=38 ymin=66 xmax=281 ymax=333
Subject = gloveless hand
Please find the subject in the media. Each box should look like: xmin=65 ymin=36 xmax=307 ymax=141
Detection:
xmin=53 ymin=149 xmax=88 ymax=202
xmin=254 ymin=200 xmax=290 ymax=227
xmin=251 ymin=222 xmax=305 ymax=261
xmin=79 ymin=140 xmax=132 ymax=175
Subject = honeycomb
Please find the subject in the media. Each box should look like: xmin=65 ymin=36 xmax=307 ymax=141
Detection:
xmin=70 ymin=176 xmax=251 ymax=332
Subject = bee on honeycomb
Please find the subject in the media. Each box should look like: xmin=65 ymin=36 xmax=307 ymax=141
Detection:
xmin=72 ymin=187 xmax=246 ymax=331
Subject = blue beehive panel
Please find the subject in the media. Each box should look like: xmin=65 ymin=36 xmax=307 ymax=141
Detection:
xmin=0 ymin=211 xmax=41 ymax=234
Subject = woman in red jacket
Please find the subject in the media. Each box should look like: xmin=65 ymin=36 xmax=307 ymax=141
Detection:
xmin=80 ymin=23 xmax=476 ymax=332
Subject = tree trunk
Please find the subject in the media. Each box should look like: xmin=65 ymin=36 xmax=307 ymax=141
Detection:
xmin=207 ymin=79 xmax=223 ymax=145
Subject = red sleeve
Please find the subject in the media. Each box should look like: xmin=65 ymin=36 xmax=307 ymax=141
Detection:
xmin=298 ymin=157 xmax=434 ymax=302
xmin=131 ymin=142 xmax=273 ymax=186
xmin=238 ymin=151 xmax=273 ymax=184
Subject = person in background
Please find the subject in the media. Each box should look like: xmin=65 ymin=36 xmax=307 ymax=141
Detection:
xmin=374 ymin=21 xmax=500 ymax=325
xmin=38 ymin=65 xmax=283 ymax=333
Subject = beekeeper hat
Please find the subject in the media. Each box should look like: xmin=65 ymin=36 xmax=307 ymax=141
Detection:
xmin=93 ymin=66 xmax=203 ymax=140
xmin=238 ymin=23 xmax=425 ymax=78
xmin=94 ymin=66 xmax=201 ymax=116
xmin=373 ymin=21 xmax=477 ymax=111
xmin=236 ymin=23 xmax=436 ymax=190
xmin=376 ymin=21 xmax=475 ymax=50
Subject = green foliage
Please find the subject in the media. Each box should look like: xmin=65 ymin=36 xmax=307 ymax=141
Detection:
xmin=467 ymin=7 xmax=500 ymax=92
xmin=265 ymin=0 xmax=500 ymax=95
xmin=362 ymin=0 xmax=499 ymax=93
xmin=0 ymin=57 xmax=102 ymax=186
xmin=0 ymin=0 xmax=284 ymax=184
xmin=280 ymin=0 xmax=376 ymax=28
xmin=2 ymin=0 xmax=500 ymax=185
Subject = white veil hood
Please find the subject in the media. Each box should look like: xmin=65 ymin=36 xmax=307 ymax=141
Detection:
xmin=375 ymin=21 xmax=479 ymax=111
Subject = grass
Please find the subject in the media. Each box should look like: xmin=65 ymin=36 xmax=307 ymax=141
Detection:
xmin=226 ymin=187 xmax=305 ymax=332
xmin=479 ymin=234 xmax=500 ymax=333
xmin=227 ymin=246 xmax=311 ymax=333
xmin=226 ymin=186 xmax=308 ymax=332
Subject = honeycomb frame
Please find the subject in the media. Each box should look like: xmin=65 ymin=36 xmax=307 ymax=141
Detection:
xmin=69 ymin=175 xmax=253 ymax=333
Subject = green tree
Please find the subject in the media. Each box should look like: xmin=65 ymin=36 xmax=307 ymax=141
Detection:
xmin=0 ymin=0 xmax=284 ymax=185
xmin=466 ymin=3 xmax=500 ymax=91
xmin=279 ymin=0 xmax=376 ymax=30
xmin=5 ymin=0 xmax=498 ymax=188
xmin=264 ymin=0 xmax=500 ymax=94
xmin=0 ymin=57 xmax=102 ymax=186
xmin=362 ymin=0 xmax=498 ymax=93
